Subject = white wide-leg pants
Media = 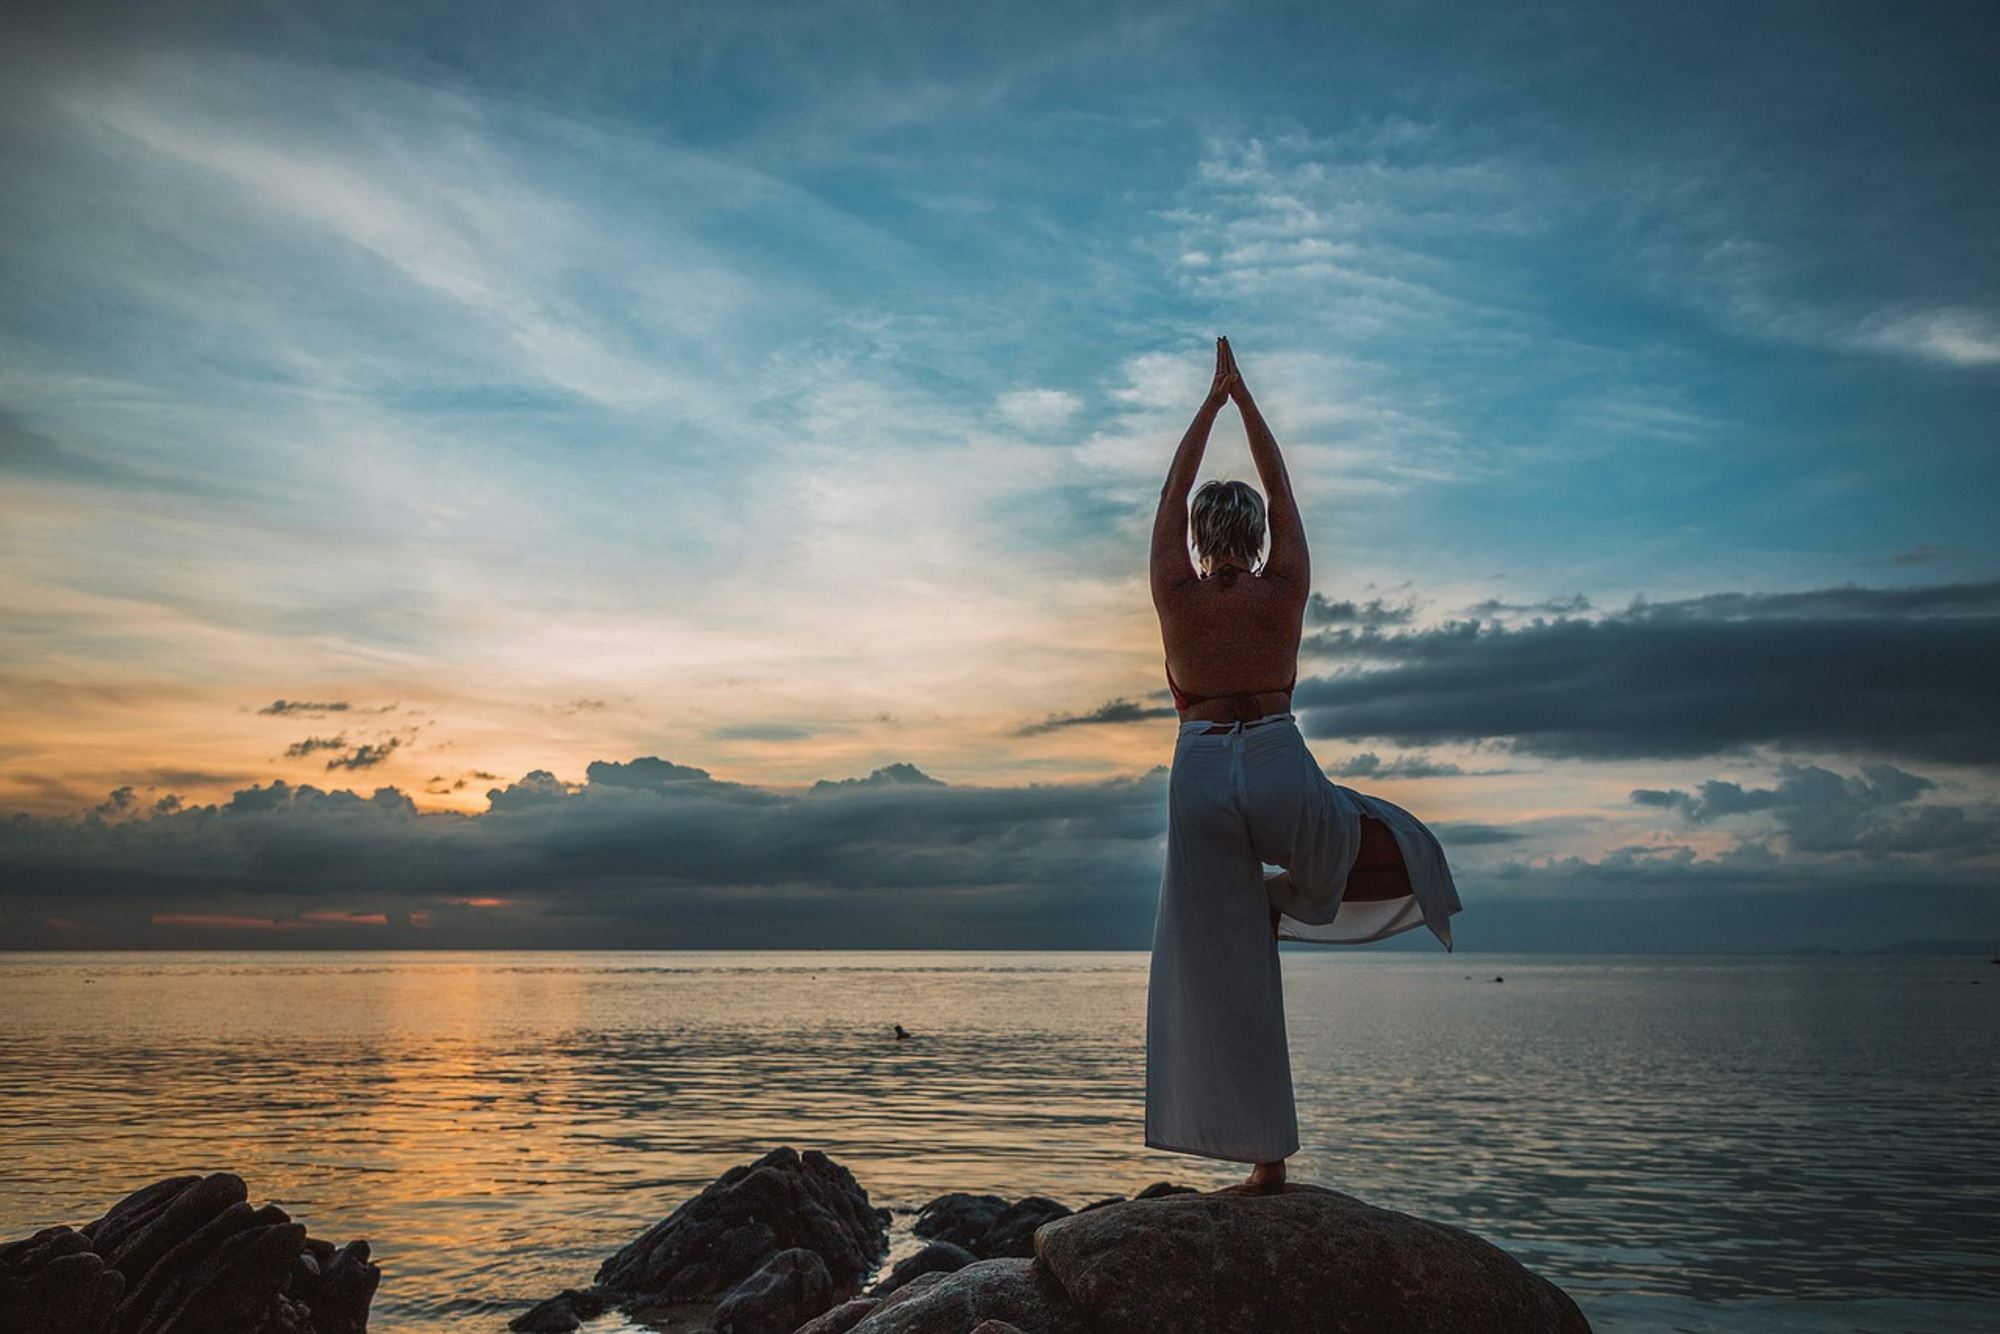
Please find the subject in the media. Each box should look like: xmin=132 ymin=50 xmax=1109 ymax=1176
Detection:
xmin=1145 ymin=711 xmax=1462 ymax=1163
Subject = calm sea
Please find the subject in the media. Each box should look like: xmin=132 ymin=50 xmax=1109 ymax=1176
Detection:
xmin=1 ymin=951 xmax=1994 ymax=1332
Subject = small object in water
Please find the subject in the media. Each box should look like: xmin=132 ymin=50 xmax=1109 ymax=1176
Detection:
xmin=1492 ymin=976 xmax=1504 ymax=983
xmin=894 ymin=1024 xmax=912 ymax=1041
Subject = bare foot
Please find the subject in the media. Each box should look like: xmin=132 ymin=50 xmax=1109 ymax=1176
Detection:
xmin=1243 ymin=1160 xmax=1286 ymax=1192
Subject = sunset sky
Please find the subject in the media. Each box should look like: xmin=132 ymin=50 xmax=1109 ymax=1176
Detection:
xmin=2 ymin=1 xmax=1995 ymax=949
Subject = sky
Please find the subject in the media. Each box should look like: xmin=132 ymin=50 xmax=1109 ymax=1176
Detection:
xmin=1 ymin=0 xmax=1996 ymax=950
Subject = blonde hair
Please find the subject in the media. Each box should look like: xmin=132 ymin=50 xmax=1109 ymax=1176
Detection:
xmin=1189 ymin=479 xmax=1266 ymax=571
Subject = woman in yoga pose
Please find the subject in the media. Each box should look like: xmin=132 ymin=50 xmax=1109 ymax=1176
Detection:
xmin=1146 ymin=336 xmax=1462 ymax=1191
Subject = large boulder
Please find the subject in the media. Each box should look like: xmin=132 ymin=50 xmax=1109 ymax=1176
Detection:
xmin=843 ymin=1259 xmax=1088 ymax=1334
xmin=1033 ymin=1184 xmax=1592 ymax=1334
xmin=0 ymin=1173 xmax=378 ymax=1334
xmin=592 ymin=1148 xmax=888 ymax=1304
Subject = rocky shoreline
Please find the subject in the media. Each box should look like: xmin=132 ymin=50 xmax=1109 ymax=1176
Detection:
xmin=3 ymin=1149 xmax=1592 ymax=1332
xmin=0 ymin=1172 xmax=378 ymax=1334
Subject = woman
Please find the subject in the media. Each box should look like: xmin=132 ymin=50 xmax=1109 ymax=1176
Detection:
xmin=1146 ymin=336 xmax=1462 ymax=1191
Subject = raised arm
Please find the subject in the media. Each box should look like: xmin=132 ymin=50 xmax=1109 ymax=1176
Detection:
xmin=1150 ymin=340 xmax=1235 ymax=607
xmin=1226 ymin=341 xmax=1310 ymax=593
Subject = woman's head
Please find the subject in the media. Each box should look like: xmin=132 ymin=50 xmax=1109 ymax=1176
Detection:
xmin=1189 ymin=479 xmax=1266 ymax=573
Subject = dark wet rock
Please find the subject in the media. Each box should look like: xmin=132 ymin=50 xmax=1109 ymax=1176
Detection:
xmin=310 ymin=1241 xmax=381 ymax=1334
xmin=1033 ymin=1183 xmax=1593 ymax=1334
xmin=0 ymin=1232 xmax=126 ymax=1334
xmin=844 ymin=1259 xmax=1088 ymax=1334
xmin=593 ymin=1147 xmax=888 ymax=1305
xmin=104 ymin=1171 xmax=249 ymax=1288
xmin=912 ymin=1194 xmax=1072 ymax=1261
xmin=0 ymin=1174 xmax=377 ymax=1334
xmin=1075 ymin=1198 xmax=1124 ymax=1214
xmin=507 ymin=1287 xmax=605 ymax=1333
xmin=974 ymin=1199 xmax=1071 ymax=1260
xmin=910 ymin=1194 xmax=1010 ymax=1252
xmin=1132 ymin=1182 xmax=1195 ymax=1200
xmin=710 ymin=1246 xmax=834 ymax=1334
xmin=793 ymin=1297 xmax=880 ymax=1334
xmin=868 ymin=1240 xmax=977 ymax=1297
xmin=967 ymin=1323 xmax=1029 ymax=1334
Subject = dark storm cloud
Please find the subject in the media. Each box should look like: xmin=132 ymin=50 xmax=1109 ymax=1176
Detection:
xmin=258 ymin=700 xmax=351 ymax=717
xmin=1304 ymin=594 xmax=1416 ymax=627
xmin=1630 ymin=760 xmax=1996 ymax=857
xmin=710 ymin=723 xmax=819 ymax=742
xmin=1017 ymin=698 xmax=1179 ymax=735
xmin=810 ymin=763 xmax=946 ymax=793
xmin=586 ymin=757 xmax=716 ymax=790
xmin=1464 ymin=594 xmax=1592 ymax=618
xmin=1 ymin=744 xmax=1992 ymax=949
xmin=1427 ymin=822 xmax=1527 ymax=846
xmin=1294 ymin=579 xmax=2000 ymax=765
xmin=0 ymin=757 xmax=1175 ymax=948
xmin=1325 ymin=751 xmax=1518 ymax=780
xmin=324 ymin=739 xmax=399 ymax=770
xmin=284 ymin=735 xmax=347 ymax=759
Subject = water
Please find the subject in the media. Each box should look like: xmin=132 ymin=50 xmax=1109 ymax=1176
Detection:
xmin=1 ymin=951 xmax=1994 ymax=1332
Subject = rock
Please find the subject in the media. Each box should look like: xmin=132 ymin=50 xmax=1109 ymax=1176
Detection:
xmin=593 ymin=1148 xmax=888 ymax=1304
xmin=1132 ymin=1182 xmax=1195 ymax=1200
xmin=910 ymin=1192 xmax=1073 ymax=1260
xmin=311 ymin=1241 xmax=381 ymax=1334
xmin=710 ymin=1247 xmax=834 ymax=1334
xmin=967 ymin=1323 xmax=1029 ymax=1334
xmin=103 ymin=1171 xmax=249 ymax=1288
xmin=508 ymin=1285 xmax=605 ymax=1332
xmin=910 ymin=1195 xmax=1010 ymax=1252
xmin=793 ymin=1297 xmax=880 ymax=1334
xmin=0 ymin=1175 xmax=378 ymax=1334
xmin=1075 ymin=1198 xmax=1124 ymax=1214
xmin=1033 ymin=1184 xmax=1592 ymax=1334
xmin=974 ymin=1199 xmax=1071 ymax=1259
xmin=844 ymin=1259 xmax=1087 ymax=1334
xmin=868 ymin=1241 xmax=977 ymax=1297
xmin=0 ymin=1233 xmax=126 ymax=1334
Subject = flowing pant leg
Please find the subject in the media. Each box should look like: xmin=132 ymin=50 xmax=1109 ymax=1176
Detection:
xmin=1239 ymin=723 xmax=1363 ymax=925
xmin=1241 ymin=721 xmax=1459 ymax=948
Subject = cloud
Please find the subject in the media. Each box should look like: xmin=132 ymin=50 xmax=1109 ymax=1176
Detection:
xmin=1428 ymin=822 xmax=1527 ymax=845
xmin=585 ymin=757 xmax=718 ymax=790
xmin=259 ymin=700 xmax=352 ymax=717
xmin=1017 ymin=698 xmax=1179 ymax=735
xmin=996 ymin=388 xmax=1082 ymax=433
xmin=1464 ymin=594 xmax=1592 ymax=618
xmin=324 ymin=739 xmax=400 ymax=771
xmin=1630 ymin=760 xmax=1995 ymax=857
xmin=0 ymin=756 xmax=1170 ymax=948
xmin=284 ymin=735 xmax=348 ymax=759
xmin=1328 ymin=751 xmax=1469 ymax=780
xmin=710 ymin=723 xmax=819 ymax=743
xmin=1295 ymin=580 xmax=2000 ymax=766
xmin=1304 ymin=594 xmax=1416 ymax=627
xmin=810 ymin=763 xmax=946 ymax=793
xmin=1855 ymin=307 xmax=2000 ymax=367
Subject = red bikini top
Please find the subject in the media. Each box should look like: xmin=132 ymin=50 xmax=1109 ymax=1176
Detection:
xmin=1165 ymin=659 xmax=1298 ymax=711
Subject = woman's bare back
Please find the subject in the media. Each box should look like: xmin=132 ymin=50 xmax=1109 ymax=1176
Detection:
xmin=1157 ymin=564 xmax=1305 ymax=724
